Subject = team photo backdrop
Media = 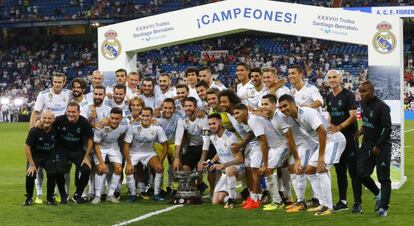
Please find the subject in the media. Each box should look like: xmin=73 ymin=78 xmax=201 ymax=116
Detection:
xmin=97 ymin=0 xmax=406 ymax=188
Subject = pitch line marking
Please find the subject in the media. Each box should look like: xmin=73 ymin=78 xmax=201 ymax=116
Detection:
xmin=112 ymin=204 xmax=184 ymax=226
xmin=404 ymin=129 xmax=414 ymax=133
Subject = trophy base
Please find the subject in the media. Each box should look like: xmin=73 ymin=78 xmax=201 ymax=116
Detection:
xmin=171 ymin=196 xmax=203 ymax=205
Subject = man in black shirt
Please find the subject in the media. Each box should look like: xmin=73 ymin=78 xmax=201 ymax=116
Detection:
xmin=54 ymin=102 xmax=94 ymax=204
xmin=325 ymin=70 xmax=361 ymax=213
xmin=356 ymin=80 xmax=392 ymax=217
xmin=24 ymin=111 xmax=66 ymax=206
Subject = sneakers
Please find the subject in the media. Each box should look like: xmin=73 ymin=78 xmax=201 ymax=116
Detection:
xmin=46 ymin=199 xmax=57 ymax=206
xmin=374 ymin=193 xmax=381 ymax=212
xmin=153 ymin=194 xmax=165 ymax=201
xmin=139 ymin=192 xmax=150 ymax=200
xmin=127 ymin=195 xmax=138 ymax=203
xmin=224 ymin=198 xmax=234 ymax=209
xmin=286 ymin=202 xmax=305 ymax=213
xmin=72 ymin=194 xmax=88 ymax=204
xmin=377 ymin=208 xmax=388 ymax=217
xmin=243 ymin=198 xmax=260 ymax=209
xmin=351 ymin=203 xmax=363 ymax=213
xmin=263 ymin=202 xmax=283 ymax=211
xmin=315 ymin=206 xmax=334 ymax=216
xmin=23 ymin=195 xmax=33 ymax=206
xmin=306 ymin=198 xmax=319 ymax=208
xmin=60 ymin=195 xmax=68 ymax=205
xmin=333 ymin=200 xmax=348 ymax=211
xmin=91 ymin=196 xmax=101 ymax=204
xmin=54 ymin=195 xmax=61 ymax=203
xmin=107 ymin=195 xmax=120 ymax=203
xmin=307 ymin=205 xmax=324 ymax=212
xmin=34 ymin=195 xmax=43 ymax=204
xmin=114 ymin=191 xmax=121 ymax=199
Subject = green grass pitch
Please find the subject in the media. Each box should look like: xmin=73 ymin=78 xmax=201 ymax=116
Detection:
xmin=0 ymin=121 xmax=413 ymax=226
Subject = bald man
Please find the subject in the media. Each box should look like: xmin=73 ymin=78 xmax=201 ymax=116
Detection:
xmin=355 ymin=80 xmax=392 ymax=217
xmin=326 ymin=70 xmax=361 ymax=213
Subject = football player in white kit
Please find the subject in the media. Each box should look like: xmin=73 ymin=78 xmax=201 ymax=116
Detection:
xmin=91 ymin=107 xmax=128 ymax=204
xmin=279 ymin=94 xmax=346 ymax=216
xmin=262 ymin=67 xmax=290 ymax=101
xmin=259 ymin=94 xmax=300 ymax=211
xmin=155 ymin=73 xmax=176 ymax=107
xmin=198 ymin=66 xmax=226 ymax=91
xmin=140 ymin=77 xmax=158 ymax=110
xmin=235 ymin=62 xmax=254 ymax=104
xmin=71 ymin=78 xmax=88 ymax=108
xmin=124 ymin=107 xmax=169 ymax=201
xmin=202 ymin=113 xmax=244 ymax=209
xmin=245 ymin=68 xmax=268 ymax=109
xmin=30 ymin=73 xmax=71 ymax=204
xmin=288 ymin=64 xmax=324 ymax=208
xmin=104 ymin=84 xmax=131 ymax=116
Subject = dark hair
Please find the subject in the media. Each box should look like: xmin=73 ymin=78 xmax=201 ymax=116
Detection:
xmin=185 ymin=67 xmax=198 ymax=77
xmin=208 ymin=113 xmax=222 ymax=120
xmin=236 ymin=62 xmax=249 ymax=71
xmin=159 ymin=73 xmax=171 ymax=80
xmin=67 ymin=101 xmax=80 ymax=112
xmin=113 ymin=84 xmax=126 ymax=93
xmin=184 ymin=96 xmax=197 ymax=106
xmin=163 ymin=98 xmax=175 ymax=107
xmin=206 ymin=88 xmax=219 ymax=96
xmin=72 ymin=77 xmax=87 ymax=90
xmin=232 ymin=103 xmax=248 ymax=111
xmin=176 ymin=83 xmax=189 ymax=92
xmin=218 ymin=89 xmax=241 ymax=105
xmin=289 ymin=65 xmax=303 ymax=74
xmin=278 ymin=94 xmax=296 ymax=104
xmin=141 ymin=106 xmax=153 ymax=115
xmin=250 ymin=67 xmax=262 ymax=75
xmin=115 ymin=68 xmax=127 ymax=75
xmin=262 ymin=94 xmax=277 ymax=104
xmin=142 ymin=77 xmax=154 ymax=85
xmin=94 ymin=84 xmax=106 ymax=94
xmin=110 ymin=107 xmax=123 ymax=115
xmin=195 ymin=80 xmax=209 ymax=89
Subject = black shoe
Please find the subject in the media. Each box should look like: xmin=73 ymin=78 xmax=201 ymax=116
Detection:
xmin=261 ymin=191 xmax=270 ymax=204
xmin=114 ymin=191 xmax=121 ymax=199
xmin=166 ymin=187 xmax=172 ymax=196
xmin=61 ymin=196 xmax=68 ymax=205
xmin=72 ymin=194 xmax=88 ymax=204
xmin=241 ymin=188 xmax=250 ymax=200
xmin=306 ymin=198 xmax=320 ymax=208
xmin=46 ymin=199 xmax=57 ymax=206
xmin=352 ymin=203 xmax=363 ymax=213
xmin=333 ymin=200 xmax=349 ymax=211
xmin=198 ymin=182 xmax=208 ymax=195
xmin=23 ymin=195 xmax=33 ymax=206
xmin=159 ymin=189 xmax=168 ymax=198
xmin=101 ymin=194 xmax=107 ymax=202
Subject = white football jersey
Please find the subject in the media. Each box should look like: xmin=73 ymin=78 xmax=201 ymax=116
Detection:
xmin=278 ymin=110 xmax=314 ymax=148
xmin=275 ymin=86 xmax=291 ymax=100
xmin=155 ymin=87 xmax=176 ymax=105
xmin=291 ymin=83 xmax=323 ymax=109
xmin=104 ymin=98 xmax=131 ymax=116
xmin=174 ymin=99 xmax=186 ymax=119
xmin=33 ymin=88 xmax=71 ymax=116
xmin=246 ymin=85 xmax=268 ymax=109
xmin=246 ymin=114 xmax=281 ymax=148
xmin=237 ymin=81 xmax=255 ymax=103
xmin=209 ymin=130 xmax=239 ymax=164
xmin=124 ymin=123 xmax=168 ymax=153
xmin=156 ymin=113 xmax=181 ymax=143
xmin=292 ymin=107 xmax=332 ymax=143
xmin=94 ymin=124 xmax=128 ymax=150
xmin=140 ymin=94 xmax=158 ymax=110
xmin=175 ymin=116 xmax=209 ymax=147
xmin=80 ymin=103 xmax=111 ymax=124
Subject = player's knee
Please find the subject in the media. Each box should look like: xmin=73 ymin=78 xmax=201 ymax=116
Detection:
xmin=225 ymin=167 xmax=236 ymax=176
xmin=305 ymin=166 xmax=316 ymax=175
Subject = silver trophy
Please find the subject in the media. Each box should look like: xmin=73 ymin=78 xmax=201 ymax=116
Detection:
xmin=171 ymin=171 xmax=203 ymax=205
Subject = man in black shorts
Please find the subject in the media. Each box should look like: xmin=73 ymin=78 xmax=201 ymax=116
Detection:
xmin=325 ymin=70 xmax=362 ymax=213
xmin=54 ymin=101 xmax=94 ymax=204
xmin=356 ymin=80 xmax=392 ymax=217
xmin=24 ymin=111 xmax=66 ymax=206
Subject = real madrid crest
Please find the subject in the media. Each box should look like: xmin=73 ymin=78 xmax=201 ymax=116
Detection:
xmin=104 ymin=127 xmax=110 ymax=134
xmin=137 ymin=125 xmax=142 ymax=132
xmin=101 ymin=30 xmax=122 ymax=60
xmin=373 ymin=22 xmax=396 ymax=54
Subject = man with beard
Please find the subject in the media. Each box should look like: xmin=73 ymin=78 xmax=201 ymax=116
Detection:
xmin=107 ymin=68 xmax=128 ymax=98
xmin=71 ymin=78 xmax=88 ymax=108
xmin=86 ymin=70 xmax=108 ymax=104
xmin=246 ymin=68 xmax=268 ymax=109
xmin=195 ymin=80 xmax=209 ymax=110
xmin=140 ymin=77 xmax=157 ymax=110
xmin=156 ymin=73 xmax=176 ymax=105
xmin=104 ymin=84 xmax=130 ymax=116
xmin=262 ymin=67 xmax=290 ymax=101
xmin=198 ymin=66 xmax=226 ymax=91
xmin=235 ymin=62 xmax=254 ymax=104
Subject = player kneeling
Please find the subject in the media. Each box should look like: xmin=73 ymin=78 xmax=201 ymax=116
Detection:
xmin=201 ymin=113 xmax=244 ymax=209
xmin=124 ymin=107 xmax=169 ymax=202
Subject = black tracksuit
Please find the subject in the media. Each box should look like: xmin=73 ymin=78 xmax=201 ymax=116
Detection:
xmin=358 ymin=96 xmax=392 ymax=210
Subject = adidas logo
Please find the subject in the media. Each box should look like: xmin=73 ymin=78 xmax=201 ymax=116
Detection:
xmin=381 ymin=162 xmax=386 ymax=167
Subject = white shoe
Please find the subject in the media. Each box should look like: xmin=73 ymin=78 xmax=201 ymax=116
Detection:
xmin=91 ymin=196 xmax=101 ymax=204
xmin=107 ymin=195 xmax=120 ymax=203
